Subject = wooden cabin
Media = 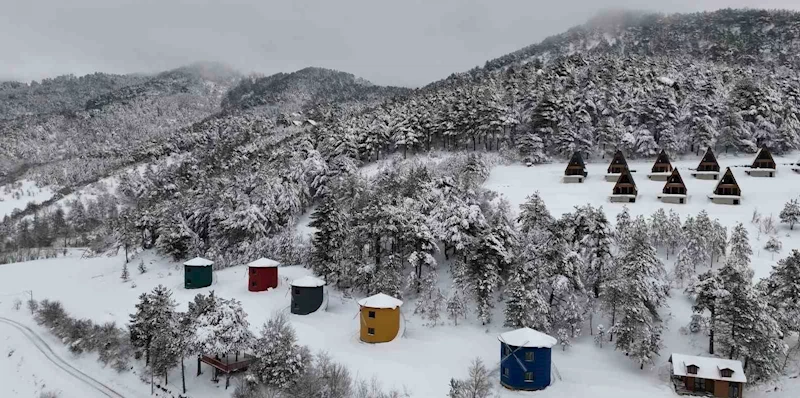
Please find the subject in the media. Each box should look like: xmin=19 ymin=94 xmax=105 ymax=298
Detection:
xmin=709 ymin=168 xmax=741 ymax=205
xmin=658 ymin=169 xmax=688 ymax=204
xmin=563 ymin=152 xmax=588 ymax=183
xmin=648 ymin=149 xmax=674 ymax=181
xmin=499 ymin=328 xmax=557 ymax=391
xmin=692 ymin=147 xmax=721 ymax=180
xmin=605 ymin=150 xmax=630 ymax=181
xmin=669 ymin=353 xmax=745 ymax=398
xmin=745 ymin=147 xmax=777 ymax=177
xmin=610 ymin=168 xmax=637 ymax=203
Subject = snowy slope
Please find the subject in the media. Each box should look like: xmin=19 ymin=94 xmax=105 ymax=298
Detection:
xmin=0 ymin=180 xmax=54 ymax=218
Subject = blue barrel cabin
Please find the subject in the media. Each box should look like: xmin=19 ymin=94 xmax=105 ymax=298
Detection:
xmin=498 ymin=328 xmax=557 ymax=391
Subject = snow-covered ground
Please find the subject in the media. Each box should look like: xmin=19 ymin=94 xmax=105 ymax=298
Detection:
xmin=0 ymin=153 xmax=798 ymax=398
xmin=0 ymin=180 xmax=54 ymax=218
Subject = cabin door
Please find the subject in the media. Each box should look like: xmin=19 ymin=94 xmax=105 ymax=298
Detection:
xmin=728 ymin=383 xmax=739 ymax=398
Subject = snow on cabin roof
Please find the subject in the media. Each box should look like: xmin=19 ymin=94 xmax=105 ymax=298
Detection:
xmin=670 ymin=353 xmax=747 ymax=383
xmin=290 ymin=276 xmax=326 ymax=288
xmin=184 ymin=257 xmax=213 ymax=267
xmin=498 ymin=327 xmax=557 ymax=349
xmin=357 ymin=293 xmax=403 ymax=309
xmin=292 ymin=120 xmax=303 ymax=126
xmin=247 ymin=258 xmax=279 ymax=268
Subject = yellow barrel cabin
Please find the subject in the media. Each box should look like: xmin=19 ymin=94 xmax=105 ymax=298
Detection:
xmin=358 ymin=293 xmax=403 ymax=343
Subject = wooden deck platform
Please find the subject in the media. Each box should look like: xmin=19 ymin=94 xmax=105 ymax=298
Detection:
xmin=197 ymin=353 xmax=255 ymax=389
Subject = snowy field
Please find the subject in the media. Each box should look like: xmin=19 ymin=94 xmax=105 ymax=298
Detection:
xmin=0 ymin=180 xmax=54 ymax=218
xmin=0 ymin=153 xmax=798 ymax=398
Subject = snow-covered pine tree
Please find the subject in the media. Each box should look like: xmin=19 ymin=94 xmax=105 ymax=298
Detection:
xmin=309 ymin=194 xmax=347 ymax=284
xmin=687 ymin=270 xmax=724 ymax=354
xmin=414 ymin=271 xmax=446 ymax=327
xmin=594 ymin=324 xmax=607 ymax=348
xmin=615 ymin=206 xmax=633 ymax=249
xmin=248 ymin=313 xmax=308 ymax=388
xmin=763 ymin=250 xmax=800 ymax=335
xmin=779 ymin=199 xmax=800 ymax=230
xmin=445 ymin=289 xmax=467 ymax=326
xmin=580 ymin=206 xmax=614 ymax=299
xmin=517 ymin=192 xmax=553 ymax=234
xmin=121 ymin=262 xmax=130 ymax=282
xmin=503 ymin=234 xmax=550 ymax=331
xmin=192 ymin=296 xmax=254 ymax=359
xmin=681 ymin=215 xmax=708 ymax=271
xmin=710 ymin=220 xmax=727 ymax=266
xmin=664 ymin=210 xmax=683 ymax=260
xmin=608 ymin=217 xmax=668 ymax=368
xmin=694 ymin=211 xmax=714 ymax=267
xmin=728 ymin=223 xmax=753 ymax=277
xmin=138 ymin=259 xmax=147 ymax=274
xmin=649 ymin=208 xmax=668 ymax=251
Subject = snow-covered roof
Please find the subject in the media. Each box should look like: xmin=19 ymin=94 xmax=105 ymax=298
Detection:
xmin=290 ymin=276 xmax=326 ymax=288
xmin=247 ymin=258 xmax=279 ymax=268
xmin=498 ymin=328 xmax=557 ymax=349
xmin=184 ymin=257 xmax=213 ymax=267
xmin=670 ymin=353 xmax=747 ymax=383
xmin=357 ymin=293 xmax=403 ymax=309
xmin=657 ymin=76 xmax=676 ymax=86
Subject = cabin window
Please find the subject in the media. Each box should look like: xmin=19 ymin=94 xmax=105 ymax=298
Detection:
xmin=367 ymin=328 xmax=375 ymax=335
xmin=694 ymin=377 xmax=705 ymax=391
xmin=368 ymin=311 xmax=376 ymax=318
xmin=502 ymin=367 xmax=509 ymax=378
xmin=525 ymin=352 xmax=535 ymax=362
xmin=503 ymin=346 xmax=510 ymax=356
xmin=687 ymin=365 xmax=698 ymax=375
xmin=251 ymin=282 xmax=256 ymax=287
xmin=524 ymin=372 xmax=534 ymax=382
xmin=720 ymin=369 xmax=733 ymax=378
xmin=293 ymin=287 xmax=300 ymax=295
xmin=251 ymin=268 xmax=256 ymax=274
xmin=733 ymin=200 xmax=740 ymax=205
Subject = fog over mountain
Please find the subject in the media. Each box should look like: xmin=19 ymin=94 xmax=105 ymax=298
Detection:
xmin=3 ymin=0 xmax=800 ymax=86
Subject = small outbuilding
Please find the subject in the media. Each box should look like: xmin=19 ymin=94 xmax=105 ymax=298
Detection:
xmin=648 ymin=149 xmax=674 ymax=181
xmin=709 ymin=168 xmax=741 ymax=205
xmin=290 ymin=276 xmax=326 ymax=315
xmin=358 ymin=293 xmax=403 ymax=344
xmin=669 ymin=353 xmax=745 ymax=398
xmin=745 ymin=147 xmax=777 ymax=177
xmin=658 ymin=169 xmax=688 ymax=204
xmin=605 ymin=150 xmax=630 ymax=181
xmin=692 ymin=147 xmax=721 ymax=180
xmin=247 ymin=258 xmax=279 ymax=292
xmin=498 ymin=327 xmax=557 ymax=391
xmin=563 ymin=152 xmax=588 ymax=183
xmin=184 ymin=257 xmax=213 ymax=289
xmin=610 ymin=168 xmax=637 ymax=203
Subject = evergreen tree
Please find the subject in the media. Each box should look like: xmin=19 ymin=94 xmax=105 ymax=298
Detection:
xmin=414 ymin=271 xmax=446 ymax=327
xmin=728 ymin=223 xmax=753 ymax=276
xmin=664 ymin=210 xmax=683 ymax=260
xmin=763 ymin=250 xmax=800 ymax=335
xmin=248 ymin=313 xmax=308 ymax=388
xmin=517 ymin=192 xmax=553 ymax=234
xmin=121 ymin=263 xmax=130 ymax=282
xmin=688 ymin=270 xmax=724 ymax=354
xmin=309 ymin=194 xmax=347 ymax=284
xmin=779 ymin=199 xmax=800 ymax=230
xmin=445 ymin=289 xmax=467 ymax=326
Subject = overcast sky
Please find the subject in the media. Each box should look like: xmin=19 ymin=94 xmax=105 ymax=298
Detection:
xmin=1 ymin=0 xmax=799 ymax=87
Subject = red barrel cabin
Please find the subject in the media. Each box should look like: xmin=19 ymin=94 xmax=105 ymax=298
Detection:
xmin=247 ymin=258 xmax=279 ymax=292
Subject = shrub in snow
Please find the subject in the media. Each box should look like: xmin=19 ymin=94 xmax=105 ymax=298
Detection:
xmin=445 ymin=290 xmax=467 ymax=326
xmin=138 ymin=259 xmax=147 ymax=274
xmin=688 ymin=314 xmax=704 ymax=334
xmin=27 ymin=298 xmax=38 ymax=314
xmin=121 ymin=262 xmax=130 ymax=282
xmin=594 ymin=325 xmax=606 ymax=348
xmin=248 ymin=313 xmax=308 ymax=388
xmin=12 ymin=298 xmax=22 ymax=311
xmin=447 ymin=358 xmax=493 ymax=398
xmin=557 ymin=328 xmax=572 ymax=351
xmin=765 ymin=236 xmax=783 ymax=259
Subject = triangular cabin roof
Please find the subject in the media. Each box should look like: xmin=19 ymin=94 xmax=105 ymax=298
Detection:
xmin=652 ymin=150 xmax=673 ymax=171
xmin=567 ymin=152 xmax=585 ymax=168
xmin=699 ymin=147 xmax=719 ymax=166
xmin=713 ymin=168 xmax=741 ymax=195
xmin=663 ymin=169 xmax=687 ymax=193
xmin=607 ymin=150 xmax=628 ymax=172
xmin=613 ymin=168 xmax=636 ymax=188
xmin=751 ymin=147 xmax=776 ymax=168
xmin=184 ymin=257 xmax=213 ymax=267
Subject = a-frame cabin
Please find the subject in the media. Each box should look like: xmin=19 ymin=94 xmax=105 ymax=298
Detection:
xmin=648 ymin=149 xmax=674 ymax=181
xmin=606 ymin=150 xmax=630 ymax=181
xmin=610 ymin=168 xmax=638 ymax=203
xmin=745 ymin=147 xmax=777 ymax=177
xmin=709 ymin=168 xmax=741 ymax=205
xmin=691 ymin=147 xmax=721 ymax=180
xmin=658 ymin=169 xmax=688 ymax=204
xmin=563 ymin=152 xmax=588 ymax=183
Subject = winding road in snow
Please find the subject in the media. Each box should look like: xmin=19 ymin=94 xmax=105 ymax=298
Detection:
xmin=0 ymin=317 xmax=128 ymax=398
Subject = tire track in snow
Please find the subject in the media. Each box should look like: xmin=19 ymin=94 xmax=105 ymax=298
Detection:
xmin=0 ymin=317 xmax=127 ymax=398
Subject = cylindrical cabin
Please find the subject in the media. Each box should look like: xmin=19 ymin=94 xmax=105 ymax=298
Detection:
xmin=499 ymin=328 xmax=557 ymax=391
xmin=290 ymin=276 xmax=326 ymax=315
xmin=184 ymin=257 xmax=213 ymax=289
xmin=358 ymin=293 xmax=403 ymax=343
xmin=247 ymin=258 xmax=279 ymax=292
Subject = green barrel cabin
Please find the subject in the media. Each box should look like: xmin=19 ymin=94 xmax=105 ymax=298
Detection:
xmin=184 ymin=257 xmax=214 ymax=289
